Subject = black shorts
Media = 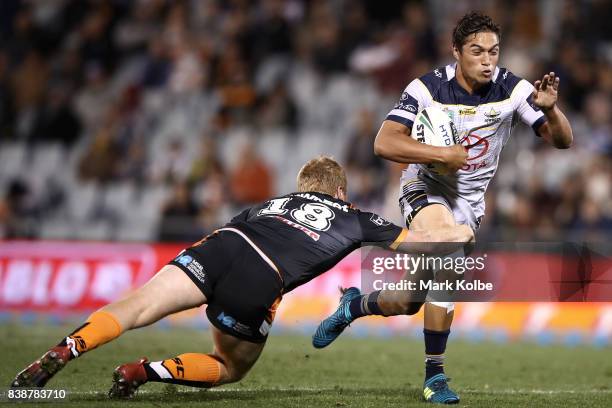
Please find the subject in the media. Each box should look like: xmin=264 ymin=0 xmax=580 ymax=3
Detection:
xmin=169 ymin=230 xmax=283 ymax=343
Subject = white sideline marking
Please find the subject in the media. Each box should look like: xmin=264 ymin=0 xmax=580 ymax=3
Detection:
xmin=67 ymin=387 xmax=612 ymax=396
xmin=465 ymin=389 xmax=612 ymax=395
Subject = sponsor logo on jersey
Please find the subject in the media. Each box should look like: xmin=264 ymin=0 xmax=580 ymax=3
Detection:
xmin=259 ymin=320 xmax=271 ymax=336
xmin=459 ymin=133 xmax=491 ymax=171
xmin=176 ymin=254 xmax=193 ymax=267
xmin=370 ymin=214 xmax=391 ymax=227
xmin=271 ymin=215 xmax=321 ymax=241
xmin=217 ymin=312 xmax=252 ymax=335
xmin=434 ymin=69 xmax=442 ymax=78
xmin=459 ymin=107 xmax=477 ymax=116
xmin=463 ymin=133 xmax=490 ymax=161
xmin=175 ymin=254 xmax=206 ymax=284
xmin=396 ymin=91 xmax=417 ymax=112
xmin=218 ymin=312 xmax=236 ymax=328
xmin=394 ymin=102 xmax=417 ymax=112
xmin=294 ymin=193 xmax=349 ymax=212
xmin=526 ymin=94 xmax=542 ymax=112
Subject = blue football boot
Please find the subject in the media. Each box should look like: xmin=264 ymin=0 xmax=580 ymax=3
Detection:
xmin=312 ymin=287 xmax=361 ymax=348
xmin=423 ymin=373 xmax=460 ymax=404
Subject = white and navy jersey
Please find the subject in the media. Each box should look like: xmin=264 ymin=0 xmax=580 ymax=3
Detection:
xmin=387 ymin=64 xmax=547 ymax=219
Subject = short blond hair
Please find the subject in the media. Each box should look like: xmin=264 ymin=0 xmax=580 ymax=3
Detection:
xmin=297 ymin=156 xmax=347 ymax=196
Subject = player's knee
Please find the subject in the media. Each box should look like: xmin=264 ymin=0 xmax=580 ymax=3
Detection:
xmin=231 ymin=369 xmax=248 ymax=382
xmin=379 ymin=293 xmax=423 ymax=316
xmin=396 ymin=297 xmax=423 ymax=315
xmin=99 ymin=294 xmax=149 ymax=330
xmin=224 ymin=364 xmax=250 ymax=383
xmin=404 ymin=301 xmax=424 ymax=315
xmin=215 ymin=353 xmax=254 ymax=384
xmin=114 ymin=292 xmax=162 ymax=330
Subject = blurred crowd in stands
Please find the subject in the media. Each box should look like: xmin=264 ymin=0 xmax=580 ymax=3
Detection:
xmin=0 ymin=0 xmax=610 ymax=242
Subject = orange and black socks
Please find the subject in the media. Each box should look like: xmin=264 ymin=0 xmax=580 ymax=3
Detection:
xmin=58 ymin=311 xmax=123 ymax=359
xmin=144 ymin=353 xmax=223 ymax=387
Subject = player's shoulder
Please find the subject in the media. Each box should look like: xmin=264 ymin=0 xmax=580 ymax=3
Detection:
xmin=494 ymin=67 xmax=529 ymax=97
xmin=413 ymin=65 xmax=453 ymax=96
xmin=363 ymin=211 xmax=394 ymax=227
xmin=351 ymin=207 xmax=392 ymax=226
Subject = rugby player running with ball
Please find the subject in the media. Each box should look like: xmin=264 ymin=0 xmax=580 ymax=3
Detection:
xmin=313 ymin=12 xmax=572 ymax=404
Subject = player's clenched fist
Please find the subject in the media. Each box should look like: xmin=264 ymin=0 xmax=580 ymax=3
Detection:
xmin=441 ymin=144 xmax=468 ymax=172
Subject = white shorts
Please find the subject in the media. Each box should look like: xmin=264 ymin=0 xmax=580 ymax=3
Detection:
xmin=398 ymin=166 xmax=483 ymax=230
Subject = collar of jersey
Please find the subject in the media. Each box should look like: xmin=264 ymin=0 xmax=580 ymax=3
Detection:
xmin=450 ymin=75 xmax=494 ymax=103
xmin=297 ymin=191 xmax=352 ymax=206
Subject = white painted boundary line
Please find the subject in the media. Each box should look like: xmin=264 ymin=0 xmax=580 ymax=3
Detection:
xmin=62 ymin=387 xmax=612 ymax=396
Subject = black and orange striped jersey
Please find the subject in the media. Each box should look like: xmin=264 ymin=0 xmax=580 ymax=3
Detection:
xmin=224 ymin=192 xmax=404 ymax=292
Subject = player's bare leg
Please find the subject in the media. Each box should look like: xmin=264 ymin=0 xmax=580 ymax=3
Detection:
xmin=313 ymin=203 xmax=463 ymax=343
xmin=11 ymin=265 xmax=206 ymax=388
xmin=109 ymin=326 xmax=265 ymax=398
xmin=409 ymin=204 xmax=456 ymax=324
xmin=313 ymin=204 xmax=461 ymax=402
xmin=101 ymin=265 xmax=207 ymax=330
xmin=312 ymin=264 xmax=431 ymax=348
xmin=409 ymin=204 xmax=460 ymax=404
xmin=375 ymin=266 xmax=432 ymax=315
xmin=209 ymin=326 xmax=265 ymax=384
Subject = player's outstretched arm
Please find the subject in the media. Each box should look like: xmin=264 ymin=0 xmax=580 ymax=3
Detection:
xmin=374 ymin=120 xmax=468 ymax=171
xmin=392 ymin=225 xmax=474 ymax=255
xmin=532 ymin=72 xmax=573 ymax=149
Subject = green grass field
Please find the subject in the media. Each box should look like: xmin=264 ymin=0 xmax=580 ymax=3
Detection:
xmin=1 ymin=324 xmax=611 ymax=407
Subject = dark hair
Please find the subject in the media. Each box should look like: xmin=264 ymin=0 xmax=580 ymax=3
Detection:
xmin=452 ymin=12 xmax=501 ymax=49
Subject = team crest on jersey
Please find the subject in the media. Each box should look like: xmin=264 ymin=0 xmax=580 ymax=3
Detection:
xmin=484 ymin=107 xmax=501 ymax=118
xmin=370 ymin=214 xmax=391 ymax=227
xmin=484 ymin=107 xmax=502 ymax=124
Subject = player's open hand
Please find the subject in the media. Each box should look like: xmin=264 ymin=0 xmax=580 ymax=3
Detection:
xmin=532 ymin=72 xmax=559 ymax=111
xmin=442 ymin=144 xmax=468 ymax=173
